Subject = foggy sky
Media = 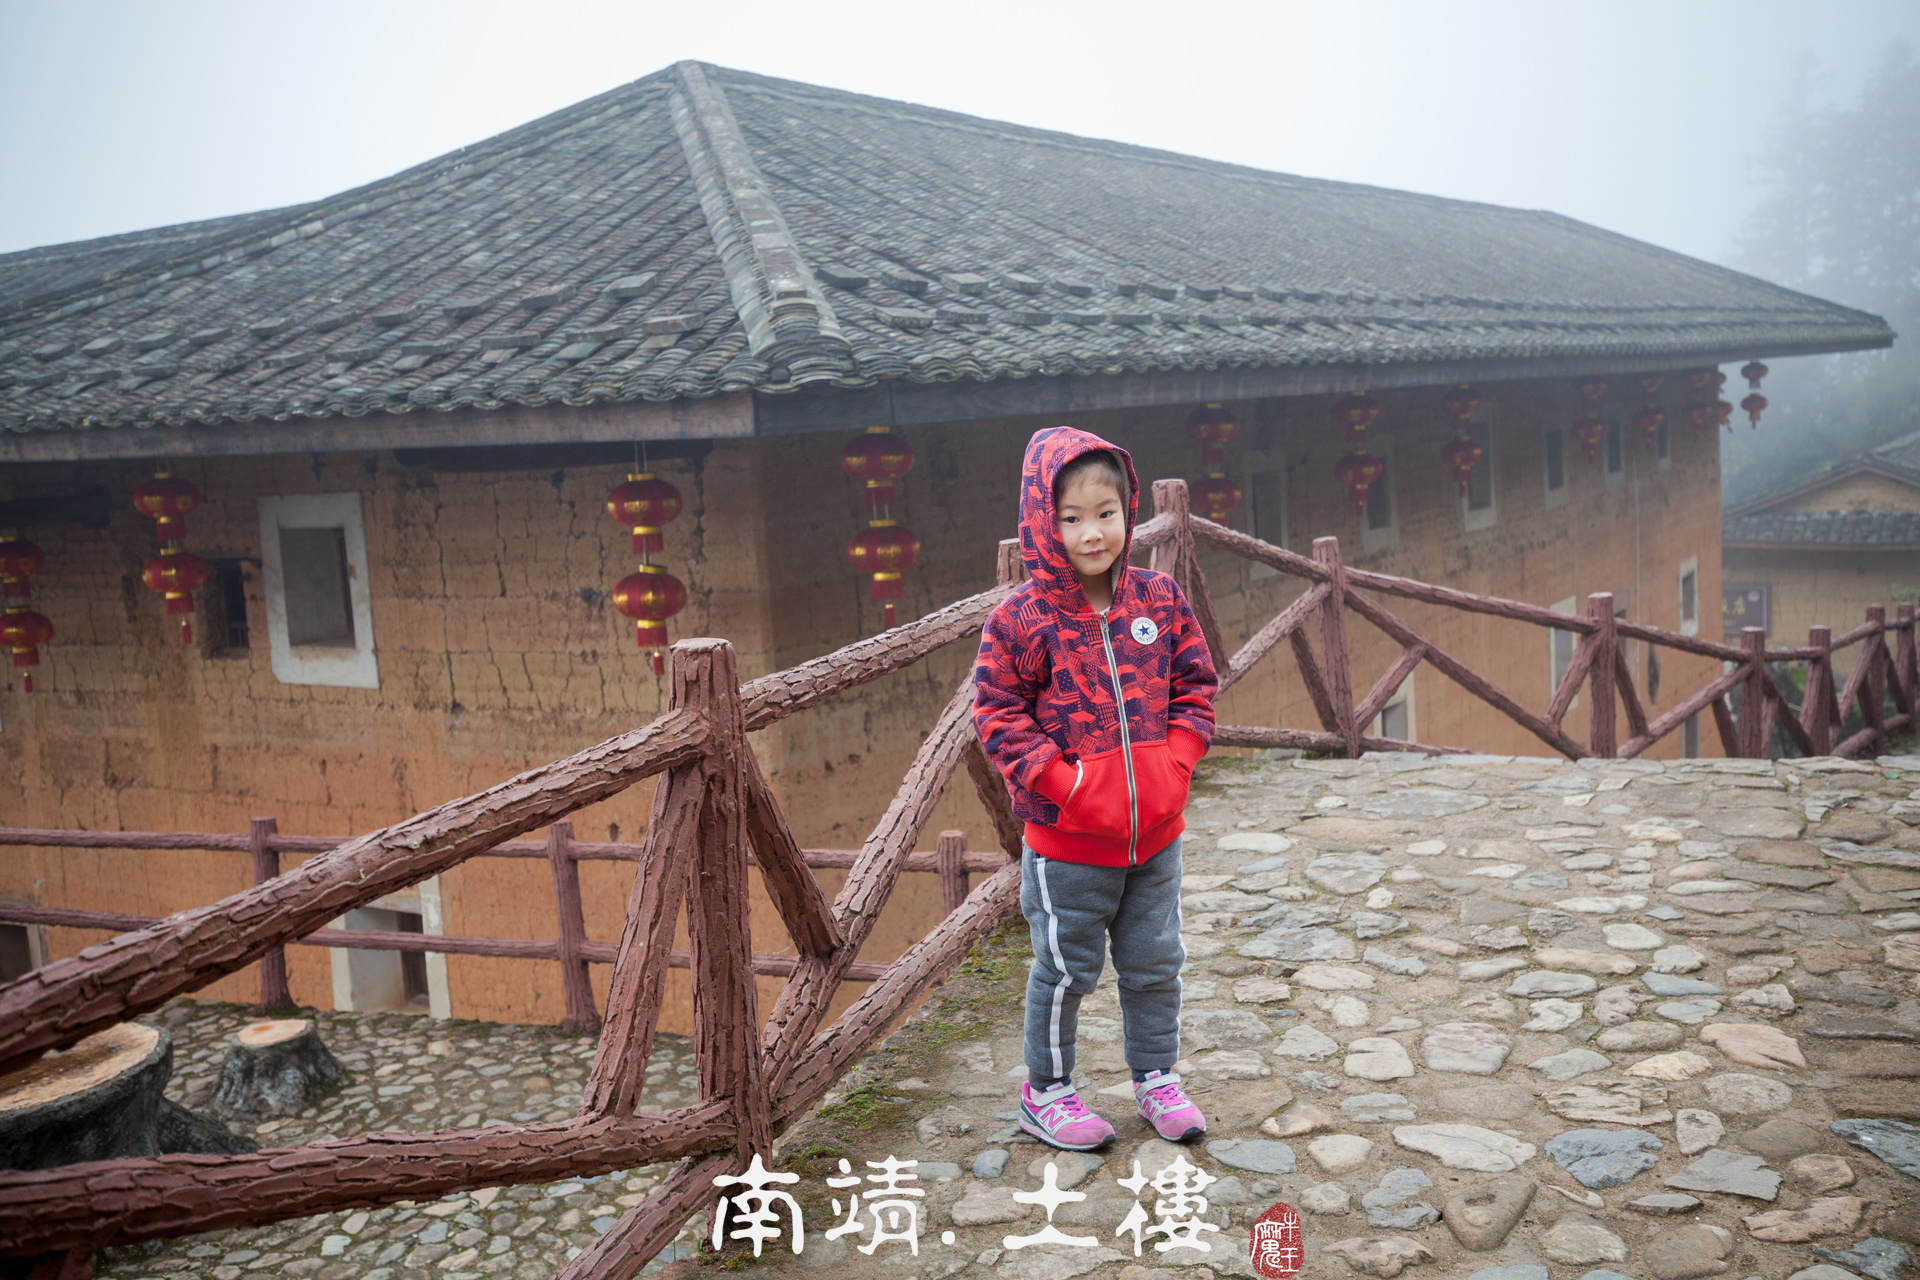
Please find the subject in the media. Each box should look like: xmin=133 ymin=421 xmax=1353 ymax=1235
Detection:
xmin=4 ymin=0 xmax=1918 ymax=268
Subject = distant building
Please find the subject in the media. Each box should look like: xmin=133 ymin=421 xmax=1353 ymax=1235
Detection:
xmin=1723 ymin=430 xmax=1920 ymax=646
xmin=0 ymin=62 xmax=1890 ymax=1024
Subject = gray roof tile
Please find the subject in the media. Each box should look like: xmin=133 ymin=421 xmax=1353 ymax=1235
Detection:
xmin=1724 ymin=509 xmax=1920 ymax=546
xmin=0 ymin=60 xmax=1894 ymax=441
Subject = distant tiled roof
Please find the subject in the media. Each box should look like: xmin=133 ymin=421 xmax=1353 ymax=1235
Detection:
xmin=1724 ymin=509 xmax=1920 ymax=547
xmin=1866 ymin=429 xmax=1920 ymax=481
xmin=0 ymin=61 xmax=1895 ymax=441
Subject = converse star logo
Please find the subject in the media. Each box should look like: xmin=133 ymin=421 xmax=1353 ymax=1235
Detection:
xmin=1129 ymin=616 xmax=1159 ymax=645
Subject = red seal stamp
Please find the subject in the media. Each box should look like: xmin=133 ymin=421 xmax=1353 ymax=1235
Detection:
xmin=1248 ymin=1202 xmax=1303 ymax=1278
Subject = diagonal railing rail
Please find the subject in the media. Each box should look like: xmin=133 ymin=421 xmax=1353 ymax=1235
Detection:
xmin=0 ymin=481 xmax=1914 ymax=1280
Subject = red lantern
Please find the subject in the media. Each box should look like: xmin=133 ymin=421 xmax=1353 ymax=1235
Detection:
xmin=2 ymin=607 xmax=53 ymax=693
xmin=1441 ymin=384 xmax=1482 ymax=431
xmin=1332 ymin=392 xmax=1380 ymax=443
xmin=1742 ymin=361 xmax=1769 ymax=390
xmin=1687 ymin=369 xmax=1715 ymax=393
xmin=1333 ymin=448 xmax=1384 ymax=517
xmin=1196 ymin=476 xmax=1243 ymax=521
xmin=1576 ymin=379 xmax=1608 ymax=405
xmin=0 ymin=534 xmax=44 ymax=601
xmin=1572 ymin=416 xmax=1608 ymax=464
xmin=1639 ymin=375 xmax=1665 ymax=398
xmin=841 ymin=427 xmax=915 ymax=516
xmin=1741 ymin=392 xmax=1768 ymax=428
xmin=142 ymin=548 xmax=210 ymax=644
xmin=1634 ymin=405 xmax=1666 ymax=455
xmin=1683 ymin=402 xmax=1714 ymax=436
xmin=133 ymin=473 xmax=201 ymax=543
xmin=1716 ymin=399 xmax=1735 ymax=432
xmin=1183 ymin=403 xmax=1240 ymax=467
xmin=612 ymin=565 xmax=688 ymax=675
xmin=1439 ymin=432 xmax=1483 ymax=496
xmin=605 ymin=473 xmax=682 ymax=555
xmin=847 ymin=523 xmax=921 ymax=626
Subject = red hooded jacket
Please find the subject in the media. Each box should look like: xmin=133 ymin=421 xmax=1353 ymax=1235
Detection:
xmin=973 ymin=427 xmax=1218 ymax=866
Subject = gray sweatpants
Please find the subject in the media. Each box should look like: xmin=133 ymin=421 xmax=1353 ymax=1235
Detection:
xmin=1020 ymin=837 xmax=1185 ymax=1085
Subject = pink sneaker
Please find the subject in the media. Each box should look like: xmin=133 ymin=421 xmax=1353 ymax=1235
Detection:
xmin=1019 ymin=1080 xmax=1116 ymax=1150
xmin=1135 ymin=1071 xmax=1206 ymax=1141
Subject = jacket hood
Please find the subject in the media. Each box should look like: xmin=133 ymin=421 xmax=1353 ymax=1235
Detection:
xmin=1018 ymin=426 xmax=1141 ymax=614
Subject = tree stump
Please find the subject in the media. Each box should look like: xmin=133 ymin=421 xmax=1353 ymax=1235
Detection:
xmin=0 ymin=1022 xmax=252 ymax=1171
xmin=212 ymin=1019 xmax=348 ymax=1118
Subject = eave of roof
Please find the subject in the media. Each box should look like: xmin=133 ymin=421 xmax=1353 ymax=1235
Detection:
xmin=0 ymin=60 xmax=1896 ymax=459
xmin=1722 ymin=508 xmax=1920 ymax=548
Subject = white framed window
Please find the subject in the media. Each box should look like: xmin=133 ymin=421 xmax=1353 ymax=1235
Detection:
xmin=1463 ymin=419 xmax=1497 ymax=532
xmin=1543 ymin=427 xmax=1568 ymax=509
xmin=1249 ymin=466 xmax=1287 ymax=581
xmin=258 ymin=492 xmax=379 ymax=689
xmin=1604 ymin=419 xmax=1626 ymax=491
xmin=1682 ymin=712 xmax=1701 ymax=758
xmin=1678 ymin=557 xmax=1699 ymax=636
xmin=1550 ymin=596 xmax=1578 ymax=708
xmin=329 ymin=879 xmax=451 ymax=1019
xmin=1372 ymin=672 xmax=1415 ymax=744
xmin=1361 ymin=437 xmax=1398 ymax=554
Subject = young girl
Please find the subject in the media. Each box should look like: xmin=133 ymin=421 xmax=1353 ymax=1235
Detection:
xmin=973 ymin=426 xmax=1218 ymax=1149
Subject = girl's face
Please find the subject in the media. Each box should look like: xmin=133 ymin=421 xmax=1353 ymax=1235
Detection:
xmin=1054 ymin=474 xmax=1126 ymax=586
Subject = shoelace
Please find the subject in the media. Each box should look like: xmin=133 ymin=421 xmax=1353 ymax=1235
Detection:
xmin=1140 ymin=1082 xmax=1187 ymax=1113
xmin=1035 ymin=1093 xmax=1092 ymax=1125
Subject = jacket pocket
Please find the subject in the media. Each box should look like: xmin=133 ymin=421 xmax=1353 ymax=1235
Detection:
xmin=1050 ymin=746 xmax=1133 ymax=841
xmin=1130 ymin=739 xmax=1192 ymax=836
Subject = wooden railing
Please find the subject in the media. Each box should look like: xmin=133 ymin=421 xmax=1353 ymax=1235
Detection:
xmin=0 ymin=478 xmax=1914 ymax=1280
xmin=0 ymin=821 xmax=1009 ymax=1029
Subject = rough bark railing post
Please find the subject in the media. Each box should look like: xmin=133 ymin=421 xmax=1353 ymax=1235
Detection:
xmin=1738 ymin=628 xmax=1768 ymax=758
xmin=1149 ymin=480 xmax=1228 ymax=676
xmin=996 ymin=536 xmax=1026 ymax=587
xmin=676 ymin=640 xmax=771 ymax=1172
xmin=1313 ymin=537 xmax=1360 ymax=756
xmin=247 ymin=817 xmax=292 ymax=1012
xmin=1586 ymin=594 xmax=1618 ymax=758
xmin=936 ymin=830 xmax=969 ymax=917
xmin=1807 ymin=625 xmax=1836 ymax=754
xmin=1899 ymin=604 xmax=1919 ymax=711
xmin=1867 ymin=605 xmax=1890 ymax=726
xmin=545 ymin=821 xmax=600 ymax=1034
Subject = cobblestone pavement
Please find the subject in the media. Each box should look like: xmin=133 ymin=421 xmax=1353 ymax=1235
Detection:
xmin=96 ymin=749 xmax=1920 ymax=1280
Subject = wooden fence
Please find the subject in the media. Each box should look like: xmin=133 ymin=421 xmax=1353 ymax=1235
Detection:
xmin=0 ymin=477 xmax=1914 ymax=1280
xmin=0 ymin=821 xmax=1007 ymax=1030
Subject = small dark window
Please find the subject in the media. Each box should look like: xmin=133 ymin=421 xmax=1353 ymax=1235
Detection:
xmin=1680 ymin=569 xmax=1698 ymax=628
xmin=0 ymin=923 xmax=34 ymax=981
xmin=1366 ymin=461 xmax=1394 ymax=531
xmin=209 ymin=560 xmax=250 ymax=652
xmin=1605 ymin=420 xmax=1624 ymax=475
xmin=281 ymin=527 xmax=354 ymax=647
xmin=1380 ymin=699 xmax=1408 ymax=741
xmin=1545 ymin=430 xmax=1566 ymax=492
xmin=1682 ymin=712 xmax=1701 ymax=758
xmin=397 ymin=911 xmax=429 ymax=1004
xmin=1466 ymin=422 xmax=1494 ymax=511
xmin=1656 ymin=417 xmax=1670 ymax=463
xmin=1250 ymin=468 xmax=1286 ymax=547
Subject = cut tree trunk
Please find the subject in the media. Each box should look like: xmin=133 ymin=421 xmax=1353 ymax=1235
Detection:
xmin=0 ymin=1023 xmax=252 ymax=1171
xmin=212 ymin=1019 xmax=349 ymax=1118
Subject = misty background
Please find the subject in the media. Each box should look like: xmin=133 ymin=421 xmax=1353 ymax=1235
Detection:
xmin=3 ymin=0 xmax=1916 ymax=503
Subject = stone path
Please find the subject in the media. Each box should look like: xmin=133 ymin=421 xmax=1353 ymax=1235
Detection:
xmin=92 ymin=748 xmax=1920 ymax=1280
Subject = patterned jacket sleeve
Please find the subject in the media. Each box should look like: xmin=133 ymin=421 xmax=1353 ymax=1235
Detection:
xmin=972 ymin=597 xmax=1061 ymax=794
xmin=1164 ymin=581 xmax=1218 ymax=745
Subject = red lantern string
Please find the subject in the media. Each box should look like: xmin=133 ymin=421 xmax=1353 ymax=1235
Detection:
xmin=133 ymin=470 xmax=206 ymax=644
xmin=1439 ymin=384 xmax=1483 ymax=496
xmin=1334 ymin=448 xmax=1384 ymax=517
xmin=606 ymin=470 xmax=686 ymax=675
xmin=843 ymin=427 xmax=919 ymax=628
xmin=1740 ymin=361 xmax=1769 ymax=427
xmin=0 ymin=531 xmax=50 ymax=692
xmin=1570 ymin=379 xmax=1609 ymax=465
xmin=1635 ymin=405 xmax=1666 ymax=456
xmin=1184 ymin=403 xmax=1242 ymax=521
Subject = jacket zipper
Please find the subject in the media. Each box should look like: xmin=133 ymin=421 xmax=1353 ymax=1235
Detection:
xmin=1095 ymin=607 xmax=1140 ymax=865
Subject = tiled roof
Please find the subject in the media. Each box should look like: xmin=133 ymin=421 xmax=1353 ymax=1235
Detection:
xmin=0 ymin=61 xmax=1895 ymax=441
xmin=1724 ymin=509 xmax=1920 ymax=547
xmin=1866 ymin=429 xmax=1920 ymax=481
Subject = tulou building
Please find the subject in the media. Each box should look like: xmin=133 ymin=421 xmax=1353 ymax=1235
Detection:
xmin=0 ymin=61 xmax=1892 ymax=1026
